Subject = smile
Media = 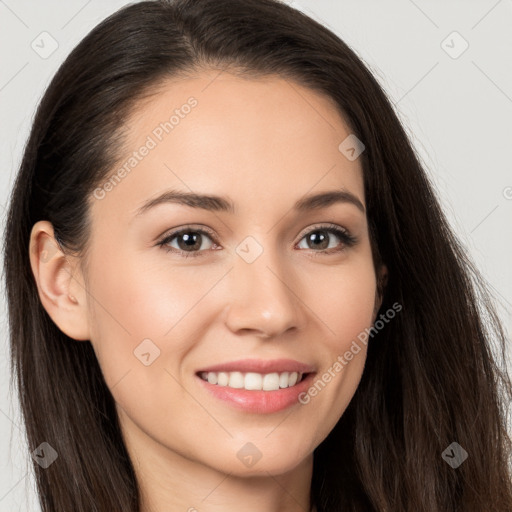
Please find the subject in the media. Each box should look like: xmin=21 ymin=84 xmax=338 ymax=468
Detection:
xmin=196 ymin=371 xmax=315 ymax=413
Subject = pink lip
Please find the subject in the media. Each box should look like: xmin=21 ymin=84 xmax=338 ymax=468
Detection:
xmin=196 ymin=372 xmax=316 ymax=414
xmin=195 ymin=358 xmax=315 ymax=374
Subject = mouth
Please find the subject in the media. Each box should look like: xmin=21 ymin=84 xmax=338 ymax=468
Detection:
xmin=196 ymin=370 xmax=310 ymax=391
xmin=196 ymin=371 xmax=316 ymax=415
xmin=194 ymin=358 xmax=316 ymax=414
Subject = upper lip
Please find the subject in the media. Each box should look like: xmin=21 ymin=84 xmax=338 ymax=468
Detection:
xmin=196 ymin=358 xmax=316 ymax=375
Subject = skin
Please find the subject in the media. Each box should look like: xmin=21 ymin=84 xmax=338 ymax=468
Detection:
xmin=29 ymin=70 xmax=387 ymax=512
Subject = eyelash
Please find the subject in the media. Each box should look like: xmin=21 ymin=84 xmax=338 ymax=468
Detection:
xmin=156 ymin=223 xmax=358 ymax=259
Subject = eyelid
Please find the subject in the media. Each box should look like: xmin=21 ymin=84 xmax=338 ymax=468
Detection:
xmin=158 ymin=224 xmax=218 ymax=242
xmin=296 ymin=222 xmax=349 ymax=239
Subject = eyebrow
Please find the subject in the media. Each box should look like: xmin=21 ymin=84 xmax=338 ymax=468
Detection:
xmin=134 ymin=188 xmax=365 ymax=216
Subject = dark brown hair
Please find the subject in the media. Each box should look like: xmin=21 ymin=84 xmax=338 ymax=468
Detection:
xmin=3 ymin=0 xmax=512 ymax=510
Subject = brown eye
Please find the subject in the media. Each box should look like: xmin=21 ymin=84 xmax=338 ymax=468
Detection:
xmin=158 ymin=227 xmax=217 ymax=258
xmin=296 ymin=224 xmax=357 ymax=254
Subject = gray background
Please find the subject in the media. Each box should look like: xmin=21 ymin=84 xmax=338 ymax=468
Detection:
xmin=1 ymin=0 xmax=511 ymax=509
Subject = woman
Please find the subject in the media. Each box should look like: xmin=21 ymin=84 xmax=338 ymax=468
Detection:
xmin=3 ymin=0 xmax=512 ymax=510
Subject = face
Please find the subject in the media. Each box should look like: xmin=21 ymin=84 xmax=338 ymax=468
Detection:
xmin=35 ymin=70 xmax=385 ymax=478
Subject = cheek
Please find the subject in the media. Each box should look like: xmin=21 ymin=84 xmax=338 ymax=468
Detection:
xmin=84 ymin=258 xmax=191 ymax=427
xmin=87 ymin=252 xmax=197 ymax=342
xmin=305 ymin=256 xmax=377 ymax=349
xmin=296 ymin=256 xmax=376 ymax=427
xmin=84 ymin=250 xmax=224 ymax=394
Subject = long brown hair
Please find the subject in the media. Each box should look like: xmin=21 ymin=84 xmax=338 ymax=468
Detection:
xmin=3 ymin=0 xmax=512 ymax=510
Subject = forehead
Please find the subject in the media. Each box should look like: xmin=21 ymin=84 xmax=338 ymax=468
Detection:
xmin=92 ymin=70 xmax=365 ymax=221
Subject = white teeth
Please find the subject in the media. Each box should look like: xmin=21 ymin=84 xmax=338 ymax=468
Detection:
xmin=217 ymin=372 xmax=229 ymax=386
xmin=245 ymin=372 xmax=262 ymax=390
xmin=199 ymin=371 xmax=303 ymax=390
xmin=262 ymin=373 xmax=280 ymax=391
xmin=228 ymin=371 xmax=244 ymax=388
xmin=279 ymin=372 xmax=289 ymax=388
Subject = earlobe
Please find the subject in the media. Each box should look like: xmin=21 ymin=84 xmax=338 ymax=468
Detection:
xmin=28 ymin=220 xmax=90 ymax=341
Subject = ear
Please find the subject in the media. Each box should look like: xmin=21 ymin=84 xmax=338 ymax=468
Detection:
xmin=373 ymin=263 xmax=388 ymax=318
xmin=28 ymin=220 xmax=90 ymax=341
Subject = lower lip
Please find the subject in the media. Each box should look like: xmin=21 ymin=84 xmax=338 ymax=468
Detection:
xmin=196 ymin=373 xmax=315 ymax=414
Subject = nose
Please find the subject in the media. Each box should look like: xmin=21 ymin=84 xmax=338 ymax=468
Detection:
xmin=223 ymin=247 xmax=305 ymax=339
